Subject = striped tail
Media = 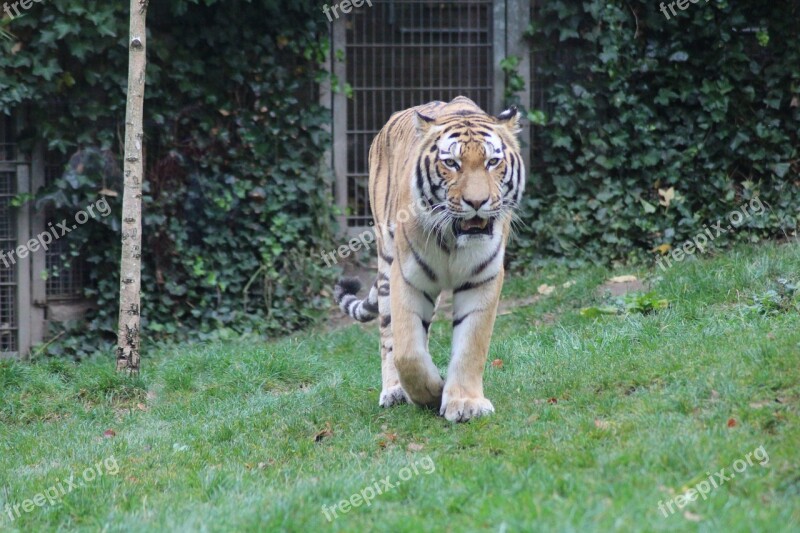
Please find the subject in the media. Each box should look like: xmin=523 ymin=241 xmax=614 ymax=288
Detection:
xmin=334 ymin=277 xmax=379 ymax=323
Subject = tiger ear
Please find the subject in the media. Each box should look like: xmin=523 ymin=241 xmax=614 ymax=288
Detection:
xmin=496 ymin=106 xmax=521 ymax=134
xmin=413 ymin=112 xmax=436 ymax=138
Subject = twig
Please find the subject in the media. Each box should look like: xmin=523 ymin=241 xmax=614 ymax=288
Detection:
xmin=32 ymin=331 xmax=65 ymax=358
xmin=628 ymin=3 xmax=640 ymax=39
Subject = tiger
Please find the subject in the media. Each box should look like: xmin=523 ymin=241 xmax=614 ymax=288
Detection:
xmin=334 ymin=96 xmax=525 ymax=422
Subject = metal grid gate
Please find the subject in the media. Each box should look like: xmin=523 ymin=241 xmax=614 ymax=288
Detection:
xmin=44 ymin=151 xmax=85 ymax=300
xmin=0 ymin=168 xmax=17 ymax=353
xmin=0 ymin=115 xmax=18 ymax=353
xmin=335 ymin=0 xmax=503 ymax=228
xmin=0 ymin=112 xmax=79 ymax=358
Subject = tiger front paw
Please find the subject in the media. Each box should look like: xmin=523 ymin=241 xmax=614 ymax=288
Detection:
xmin=440 ymin=394 xmax=494 ymax=423
xmin=401 ymin=375 xmax=444 ymax=409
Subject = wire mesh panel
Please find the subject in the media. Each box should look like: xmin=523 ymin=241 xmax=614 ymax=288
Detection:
xmin=0 ymin=169 xmax=17 ymax=352
xmin=0 ymin=114 xmax=17 ymax=162
xmin=344 ymin=0 xmax=496 ymax=227
xmin=44 ymin=151 xmax=85 ymax=300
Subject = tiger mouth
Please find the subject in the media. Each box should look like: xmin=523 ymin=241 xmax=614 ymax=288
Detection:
xmin=454 ymin=216 xmax=494 ymax=236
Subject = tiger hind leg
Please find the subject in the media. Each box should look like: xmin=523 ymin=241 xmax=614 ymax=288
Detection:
xmin=376 ymin=251 xmax=407 ymax=408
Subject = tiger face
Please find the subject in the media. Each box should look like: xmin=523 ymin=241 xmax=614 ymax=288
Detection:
xmin=437 ymin=136 xmax=505 ymax=238
xmin=414 ymin=108 xmax=523 ymax=244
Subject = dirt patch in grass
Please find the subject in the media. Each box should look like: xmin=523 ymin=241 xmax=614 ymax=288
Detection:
xmin=596 ymin=277 xmax=646 ymax=297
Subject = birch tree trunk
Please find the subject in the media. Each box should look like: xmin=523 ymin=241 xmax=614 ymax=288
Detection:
xmin=116 ymin=0 xmax=148 ymax=374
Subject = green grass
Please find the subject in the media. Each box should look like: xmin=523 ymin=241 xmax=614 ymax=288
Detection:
xmin=2 ymin=242 xmax=799 ymax=532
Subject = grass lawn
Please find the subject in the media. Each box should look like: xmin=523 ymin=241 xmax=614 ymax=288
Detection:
xmin=1 ymin=242 xmax=799 ymax=532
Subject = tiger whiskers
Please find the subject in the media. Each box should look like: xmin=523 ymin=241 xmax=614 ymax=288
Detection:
xmin=419 ymin=204 xmax=456 ymax=248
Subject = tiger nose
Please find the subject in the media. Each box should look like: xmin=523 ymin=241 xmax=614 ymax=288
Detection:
xmin=463 ymin=197 xmax=489 ymax=211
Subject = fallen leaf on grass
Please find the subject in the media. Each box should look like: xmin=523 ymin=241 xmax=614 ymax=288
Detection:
xmin=378 ymin=432 xmax=398 ymax=448
xmin=245 ymin=461 xmax=274 ymax=470
xmin=594 ymin=419 xmax=610 ymax=430
xmin=314 ymin=422 xmax=333 ymax=442
xmin=103 ymin=429 xmax=116 ymax=438
xmin=537 ymin=284 xmax=555 ymax=295
xmin=491 ymin=359 xmax=503 ymax=368
xmin=533 ymin=397 xmax=559 ymax=405
xmin=727 ymin=418 xmax=737 ymax=428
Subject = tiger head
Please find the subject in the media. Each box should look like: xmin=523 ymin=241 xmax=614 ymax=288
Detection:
xmin=413 ymin=107 xmax=524 ymax=242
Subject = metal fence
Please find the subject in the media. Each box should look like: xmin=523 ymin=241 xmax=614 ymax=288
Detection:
xmin=0 ymin=113 xmax=22 ymax=355
xmin=0 ymin=112 xmax=84 ymax=358
xmin=0 ymin=166 xmax=17 ymax=353
xmin=331 ymin=0 xmax=525 ymax=229
xmin=44 ymin=151 xmax=85 ymax=300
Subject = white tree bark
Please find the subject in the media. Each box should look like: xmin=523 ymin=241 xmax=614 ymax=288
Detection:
xmin=116 ymin=0 xmax=148 ymax=374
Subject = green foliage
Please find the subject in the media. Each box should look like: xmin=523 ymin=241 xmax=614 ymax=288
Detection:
xmin=512 ymin=0 xmax=800 ymax=268
xmin=500 ymin=55 xmax=526 ymax=103
xmin=1 ymin=1 xmax=338 ymax=357
xmin=581 ymin=291 xmax=669 ymax=317
xmin=743 ymin=278 xmax=800 ymax=316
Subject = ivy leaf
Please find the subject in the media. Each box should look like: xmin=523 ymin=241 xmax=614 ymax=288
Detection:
xmin=658 ymin=187 xmax=675 ymax=208
xmin=668 ymin=51 xmax=689 ymax=62
xmin=31 ymin=57 xmax=62 ymax=81
xmin=572 ymin=84 xmax=587 ymax=98
xmin=526 ymin=109 xmax=547 ymax=126
xmin=772 ymin=163 xmax=790 ymax=178
xmin=653 ymin=243 xmax=672 ymax=255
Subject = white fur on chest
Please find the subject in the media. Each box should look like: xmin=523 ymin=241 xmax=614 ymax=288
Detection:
xmin=401 ymin=230 xmax=504 ymax=292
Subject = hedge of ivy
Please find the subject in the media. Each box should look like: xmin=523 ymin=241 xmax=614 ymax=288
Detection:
xmin=1 ymin=0 xmax=798 ymax=356
xmin=513 ymin=0 xmax=799 ymax=268
xmin=1 ymin=1 xmax=337 ymax=357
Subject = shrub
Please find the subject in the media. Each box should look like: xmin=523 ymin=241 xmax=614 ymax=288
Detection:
xmin=512 ymin=0 xmax=799 ymax=268
xmin=1 ymin=1 xmax=337 ymax=357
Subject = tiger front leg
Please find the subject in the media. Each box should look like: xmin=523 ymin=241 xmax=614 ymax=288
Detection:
xmin=390 ymin=269 xmax=444 ymax=408
xmin=441 ymin=271 xmax=504 ymax=422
